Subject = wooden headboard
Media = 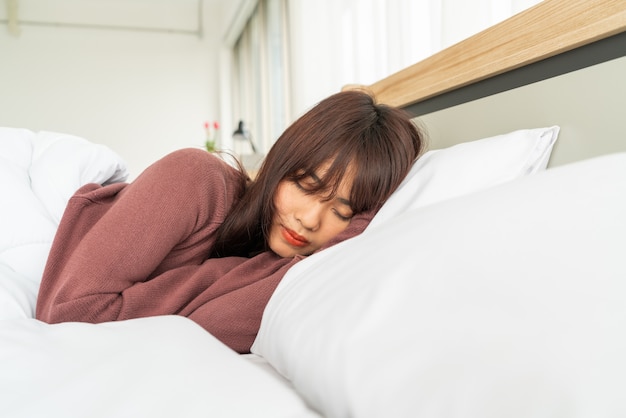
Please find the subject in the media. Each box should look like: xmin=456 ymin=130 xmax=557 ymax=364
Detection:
xmin=348 ymin=0 xmax=626 ymax=167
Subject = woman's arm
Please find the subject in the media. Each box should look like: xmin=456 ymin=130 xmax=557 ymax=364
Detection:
xmin=36 ymin=149 xmax=244 ymax=323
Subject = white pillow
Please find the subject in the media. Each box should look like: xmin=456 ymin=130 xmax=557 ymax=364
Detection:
xmin=252 ymin=153 xmax=626 ymax=418
xmin=370 ymin=126 xmax=559 ymax=227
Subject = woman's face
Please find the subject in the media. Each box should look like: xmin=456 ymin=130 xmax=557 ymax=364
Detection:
xmin=268 ymin=164 xmax=355 ymax=257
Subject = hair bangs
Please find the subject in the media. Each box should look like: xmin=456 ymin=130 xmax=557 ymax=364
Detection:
xmin=285 ymin=141 xmax=357 ymax=202
xmin=348 ymin=127 xmax=414 ymax=213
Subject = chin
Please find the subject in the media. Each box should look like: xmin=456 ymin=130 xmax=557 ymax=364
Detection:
xmin=270 ymin=243 xmax=312 ymax=258
xmin=274 ymin=247 xmax=301 ymax=258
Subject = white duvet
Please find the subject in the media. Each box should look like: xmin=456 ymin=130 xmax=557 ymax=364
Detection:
xmin=0 ymin=127 xmax=128 ymax=319
xmin=0 ymin=127 xmax=319 ymax=418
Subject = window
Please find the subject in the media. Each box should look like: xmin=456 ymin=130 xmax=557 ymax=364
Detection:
xmin=231 ymin=0 xmax=289 ymax=156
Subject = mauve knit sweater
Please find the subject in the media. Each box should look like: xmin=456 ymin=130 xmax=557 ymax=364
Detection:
xmin=36 ymin=148 xmax=372 ymax=353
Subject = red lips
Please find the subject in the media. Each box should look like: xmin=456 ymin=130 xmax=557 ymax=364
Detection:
xmin=281 ymin=227 xmax=309 ymax=247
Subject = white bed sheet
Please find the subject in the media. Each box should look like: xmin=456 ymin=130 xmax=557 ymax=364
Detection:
xmin=0 ymin=314 xmax=320 ymax=418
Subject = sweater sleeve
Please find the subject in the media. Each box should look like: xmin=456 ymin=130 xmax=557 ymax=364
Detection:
xmin=36 ymin=148 xmax=244 ymax=324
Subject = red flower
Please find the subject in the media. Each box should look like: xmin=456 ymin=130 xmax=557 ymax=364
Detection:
xmin=213 ymin=121 xmax=220 ymax=130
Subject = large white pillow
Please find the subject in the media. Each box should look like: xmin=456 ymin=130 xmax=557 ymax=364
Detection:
xmin=252 ymin=153 xmax=626 ymax=418
xmin=370 ymin=126 xmax=559 ymax=227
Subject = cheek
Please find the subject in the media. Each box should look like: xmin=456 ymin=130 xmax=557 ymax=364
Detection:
xmin=272 ymin=183 xmax=290 ymax=215
xmin=320 ymin=217 xmax=350 ymax=241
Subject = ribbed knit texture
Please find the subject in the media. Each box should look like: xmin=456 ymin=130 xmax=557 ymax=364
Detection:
xmin=36 ymin=148 xmax=372 ymax=353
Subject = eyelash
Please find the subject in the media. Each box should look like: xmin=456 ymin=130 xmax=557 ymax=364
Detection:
xmin=333 ymin=209 xmax=352 ymax=222
xmin=294 ymin=179 xmax=352 ymax=221
xmin=294 ymin=179 xmax=315 ymax=192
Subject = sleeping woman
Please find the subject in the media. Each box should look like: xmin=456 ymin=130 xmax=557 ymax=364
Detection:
xmin=35 ymin=90 xmax=424 ymax=353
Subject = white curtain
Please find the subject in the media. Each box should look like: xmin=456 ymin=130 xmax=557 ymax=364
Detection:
xmin=228 ymin=0 xmax=543 ymax=155
xmin=230 ymin=0 xmax=291 ymax=155
xmin=286 ymin=0 xmax=542 ymax=118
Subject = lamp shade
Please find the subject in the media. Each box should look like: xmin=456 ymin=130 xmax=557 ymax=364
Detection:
xmin=232 ymin=120 xmax=257 ymax=153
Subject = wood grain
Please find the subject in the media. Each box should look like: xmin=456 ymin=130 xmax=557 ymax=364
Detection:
xmin=346 ymin=0 xmax=626 ymax=108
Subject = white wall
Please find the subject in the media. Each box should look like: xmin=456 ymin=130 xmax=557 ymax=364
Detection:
xmin=0 ymin=0 xmax=225 ymax=179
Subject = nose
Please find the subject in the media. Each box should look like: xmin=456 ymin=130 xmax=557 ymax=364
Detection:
xmin=296 ymin=200 xmax=323 ymax=232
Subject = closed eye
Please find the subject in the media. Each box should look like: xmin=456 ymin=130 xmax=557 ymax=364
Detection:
xmin=293 ymin=171 xmax=354 ymax=221
xmin=332 ymin=196 xmax=353 ymax=221
xmin=333 ymin=208 xmax=353 ymax=222
xmin=294 ymin=177 xmax=317 ymax=192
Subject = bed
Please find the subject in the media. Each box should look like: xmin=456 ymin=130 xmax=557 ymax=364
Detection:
xmin=1 ymin=0 xmax=625 ymax=417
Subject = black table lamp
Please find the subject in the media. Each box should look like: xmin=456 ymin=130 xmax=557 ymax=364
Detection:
xmin=232 ymin=120 xmax=258 ymax=153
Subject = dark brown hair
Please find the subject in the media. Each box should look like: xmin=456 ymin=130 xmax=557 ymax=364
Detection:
xmin=210 ymin=90 xmax=424 ymax=257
